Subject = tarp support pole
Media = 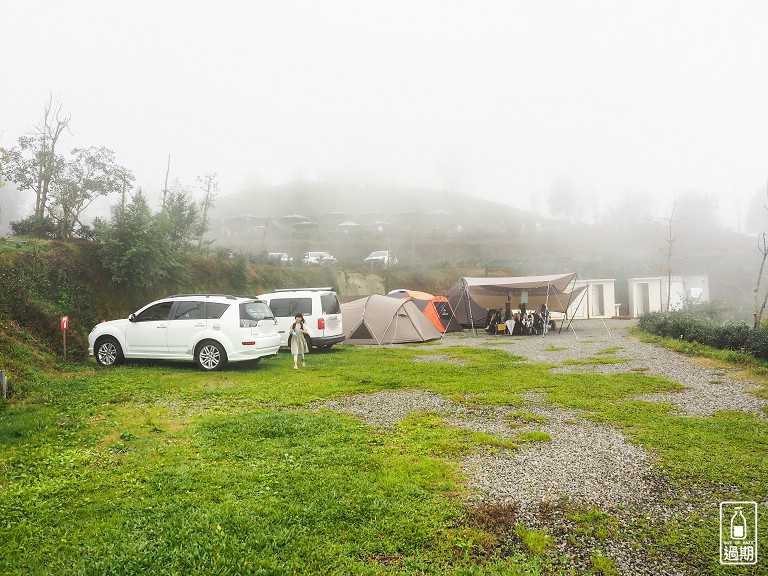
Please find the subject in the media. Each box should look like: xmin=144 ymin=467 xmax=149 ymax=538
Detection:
xmin=543 ymin=283 xmax=551 ymax=337
xmin=559 ymin=273 xmax=582 ymax=334
xmin=562 ymin=273 xmax=594 ymax=335
xmin=600 ymin=315 xmax=612 ymax=338
xmin=463 ymin=282 xmax=476 ymax=335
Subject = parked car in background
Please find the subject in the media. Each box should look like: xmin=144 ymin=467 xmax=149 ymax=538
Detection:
xmin=364 ymin=250 xmax=398 ymax=268
xmin=88 ymin=294 xmax=281 ymax=371
xmin=258 ymin=287 xmax=345 ymax=349
xmin=302 ymin=251 xmax=337 ymax=265
xmin=267 ymin=252 xmax=293 ymax=264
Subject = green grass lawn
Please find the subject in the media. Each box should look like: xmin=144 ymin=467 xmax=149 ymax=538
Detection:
xmin=1 ymin=344 xmax=767 ymax=575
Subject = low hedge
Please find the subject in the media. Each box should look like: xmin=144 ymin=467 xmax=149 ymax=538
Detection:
xmin=638 ymin=311 xmax=768 ymax=361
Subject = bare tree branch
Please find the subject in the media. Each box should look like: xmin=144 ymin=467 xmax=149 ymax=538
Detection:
xmin=754 ymin=179 xmax=768 ymax=327
xmin=661 ymin=198 xmax=677 ymax=313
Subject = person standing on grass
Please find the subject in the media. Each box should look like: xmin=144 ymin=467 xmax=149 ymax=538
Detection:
xmin=290 ymin=313 xmax=309 ymax=369
xmin=539 ymin=302 xmax=549 ymax=335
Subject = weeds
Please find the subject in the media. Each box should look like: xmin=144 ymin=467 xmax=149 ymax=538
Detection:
xmin=562 ymin=357 xmax=630 ymax=366
xmin=514 ymin=525 xmax=553 ymax=555
xmin=506 ymin=410 xmax=547 ymax=426
xmin=590 ymin=554 xmax=618 ymax=576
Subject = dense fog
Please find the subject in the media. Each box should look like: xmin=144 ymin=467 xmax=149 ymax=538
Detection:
xmin=1 ymin=1 xmax=767 ymax=319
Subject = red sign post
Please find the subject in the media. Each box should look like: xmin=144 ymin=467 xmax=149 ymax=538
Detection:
xmin=61 ymin=315 xmax=69 ymax=360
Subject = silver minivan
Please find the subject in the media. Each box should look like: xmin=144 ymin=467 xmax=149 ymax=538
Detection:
xmin=258 ymin=287 xmax=345 ymax=349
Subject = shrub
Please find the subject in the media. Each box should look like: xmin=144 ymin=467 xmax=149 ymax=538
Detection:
xmin=638 ymin=311 xmax=768 ymax=361
xmin=11 ymin=215 xmax=57 ymax=238
xmin=637 ymin=312 xmax=665 ymax=335
xmin=711 ymin=322 xmax=751 ymax=351
xmin=747 ymin=327 xmax=768 ymax=361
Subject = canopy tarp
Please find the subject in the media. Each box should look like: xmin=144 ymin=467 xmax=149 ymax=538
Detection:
xmin=446 ymin=273 xmax=585 ymax=328
xmin=341 ymin=294 xmax=443 ymax=344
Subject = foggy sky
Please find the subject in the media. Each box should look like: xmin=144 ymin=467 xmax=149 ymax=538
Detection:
xmin=2 ymin=1 xmax=767 ymax=230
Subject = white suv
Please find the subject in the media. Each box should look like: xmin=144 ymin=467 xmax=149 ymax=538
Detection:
xmin=88 ymin=294 xmax=281 ymax=371
xmin=363 ymin=250 xmax=398 ymax=268
xmin=258 ymin=287 xmax=345 ymax=349
xmin=302 ymin=251 xmax=337 ymax=265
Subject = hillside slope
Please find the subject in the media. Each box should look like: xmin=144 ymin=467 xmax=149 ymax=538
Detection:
xmin=0 ymin=315 xmax=60 ymax=394
xmin=206 ymin=180 xmax=562 ymax=265
xmin=211 ymin=180 xmax=533 ymax=226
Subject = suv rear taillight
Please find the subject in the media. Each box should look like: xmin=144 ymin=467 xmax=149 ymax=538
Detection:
xmin=317 ymin=317 xmax=325 ymax=330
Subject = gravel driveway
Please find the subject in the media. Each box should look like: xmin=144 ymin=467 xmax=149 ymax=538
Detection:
xmin=449 ymin=318 xmax=767 ymax=417
xmin=315 ymin=319 xmax=767 ymax=574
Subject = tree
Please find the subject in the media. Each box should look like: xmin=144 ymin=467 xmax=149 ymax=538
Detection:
xmin=0 ymin=95 xmax=70 ymax=221
xmin=743 ymin=183 xmax=768 ymax=235
xmin=754 ymin=234 xmax=768 ymax=327
xmin=95 ymin=189 xmax=180 ymax=290
xmin=157 ymin=179 xmax=201 ymax=251
xmin=0 ymin=146 xmax=6 ymax=186
xmin=547 ymin=174 xmax=581 ymax=222
xmin=0 ymin=146 xmax=5 ymax=232
xmin=196 ymin=173 xmax=218 ymax=248
xmin=753 ymin=179 xmax=768 ymax=327
xmin=660 ymin=198 xmax=678 ymax=313
xmin=49 ymin=147 xmax=134 ymax=238
xmin=603 ymin=192 xmax=654 ymax=227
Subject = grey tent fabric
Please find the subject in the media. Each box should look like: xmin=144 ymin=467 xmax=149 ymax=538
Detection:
xmin=341 ymin=294 xmax=443 ymax=344
xmin=445 ymin=281 xmax=491 ymax=327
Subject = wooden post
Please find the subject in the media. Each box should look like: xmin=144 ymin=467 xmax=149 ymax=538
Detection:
xmin=61 ymin=315 xmax=69 ymax=361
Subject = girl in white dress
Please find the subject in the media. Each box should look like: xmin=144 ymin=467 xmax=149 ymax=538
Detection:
xmin=289 ymin=313 xmax=309 ymax=369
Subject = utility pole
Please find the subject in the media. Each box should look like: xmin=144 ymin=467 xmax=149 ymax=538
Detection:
xmin=161 ymin=153 xmax=171 ymax=209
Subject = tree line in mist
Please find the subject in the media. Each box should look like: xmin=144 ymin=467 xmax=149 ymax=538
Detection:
xmin=0 ymin=96 xmax=219 ymax=289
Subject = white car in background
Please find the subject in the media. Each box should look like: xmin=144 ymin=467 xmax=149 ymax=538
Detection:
xmin=302 ymin=251 xmax=337 ymax=265
xmin=88 ymin=294 xmax=281 ymax=371
xmin=363 ymin=250 xmax=398 ymax=268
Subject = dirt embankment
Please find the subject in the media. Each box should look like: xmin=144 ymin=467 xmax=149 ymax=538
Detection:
xmin=333 ymin=270 xmax=386 ymax=300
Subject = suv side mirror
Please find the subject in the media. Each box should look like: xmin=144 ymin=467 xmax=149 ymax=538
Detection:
xmin=128 ymin=313 xmax=136 ymax=323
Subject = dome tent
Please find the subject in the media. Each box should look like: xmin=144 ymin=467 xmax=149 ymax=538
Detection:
xmin=386 ymin=289 xmax=463 ymax=333
xmin=341 ymin=294 xmax=442 ymax=345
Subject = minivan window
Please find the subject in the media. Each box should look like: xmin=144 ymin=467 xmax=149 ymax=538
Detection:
xmin=240 ymin=301 xmax=275 ymax=327
xmin=268 ymin=297 xmax=313 ymax=317
xmin=135 ymin=301 xmax=173 ymax=322
xmin=320 ymin=294 xmax=341 ymax=314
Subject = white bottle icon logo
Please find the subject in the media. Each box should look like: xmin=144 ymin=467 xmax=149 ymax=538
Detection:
xmin=731 ymin=506 xmax=747 ymax=540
